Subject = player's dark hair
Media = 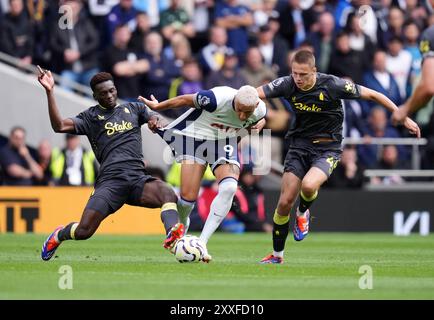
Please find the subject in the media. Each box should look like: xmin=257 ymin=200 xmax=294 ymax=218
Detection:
xmin=292 ymin=50 xmax=315 ymax=68
xmin=90 ymin=72 xmax=114 ymax=92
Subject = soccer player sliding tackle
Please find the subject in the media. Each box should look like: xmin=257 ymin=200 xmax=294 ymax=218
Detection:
xmin=139 ymin=85 xmax=266 ymax=262
xmin=37 ymin=66 xmax=184 ymax=261
xmin=257 ymin=50 xmax=420 ymax=264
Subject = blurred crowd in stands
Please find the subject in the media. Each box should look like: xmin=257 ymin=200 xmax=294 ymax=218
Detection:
xmin=1 ymin=0 xmax=434 ymax=229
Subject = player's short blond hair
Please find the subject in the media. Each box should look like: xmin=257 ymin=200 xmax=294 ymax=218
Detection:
xmin=235 ymin=85 xmax=259 ymax=109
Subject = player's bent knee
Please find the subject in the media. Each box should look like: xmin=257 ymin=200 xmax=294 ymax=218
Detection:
xmin=162 ymin=190 xmax=178 ymax=203
xmin=161 ymin=188 xmax=178 ymax=204
xmin=218 ymin=178 xmax=238 ymax=198
xmin=301 ymin=181 xmax=318 ymax=196
xmin=152 ymin=180 xmax=178 ymax=204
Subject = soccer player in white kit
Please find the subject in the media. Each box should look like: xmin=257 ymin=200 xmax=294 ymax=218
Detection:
xmin=139 ymin=85 xmax=266 ymax=262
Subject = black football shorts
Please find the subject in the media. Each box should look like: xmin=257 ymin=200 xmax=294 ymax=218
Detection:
xmin=283 ymin=138 xmax=342 ymax=179
xmin=85 ymin=170 xmax=156 ymax=216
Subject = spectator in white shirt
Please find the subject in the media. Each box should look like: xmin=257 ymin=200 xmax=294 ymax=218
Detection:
xmin=386 ymin=36 xmax=412 ymax=100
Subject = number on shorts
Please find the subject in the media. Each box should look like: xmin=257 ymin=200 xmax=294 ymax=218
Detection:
xmin=224 ymin=145 xmax=234 ymax=157
xmin=326 ymin=156 xmax=339 ymax=174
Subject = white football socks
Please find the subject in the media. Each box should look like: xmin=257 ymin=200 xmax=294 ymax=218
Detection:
xmin=199 ymin=177 xmax=238 ymax=244
xmin=177 ymin=197 xmax=195 ymax=233
xmin=273 ymin=251 xmax=284 ymax=258
xmin=296 ymin=207 xmax=305 ymax=217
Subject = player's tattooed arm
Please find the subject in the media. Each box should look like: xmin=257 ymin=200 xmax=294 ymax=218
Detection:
xmin=37 ymin=65 xmax=75 ymax=133
xmin=138 ymin=94 xmax=195 ymax=111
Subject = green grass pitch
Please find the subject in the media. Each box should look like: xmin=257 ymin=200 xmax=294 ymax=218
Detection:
xmin=1 ymin=233 xmax=434 ymax=299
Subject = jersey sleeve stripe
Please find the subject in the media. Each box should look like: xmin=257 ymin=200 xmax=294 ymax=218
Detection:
xmin=165 ymin=108 xmax=204 ymax=131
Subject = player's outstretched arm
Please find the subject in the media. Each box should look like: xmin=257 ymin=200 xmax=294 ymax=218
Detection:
xmin=37 ymin=66 xmax=75 ymax=133
xmin=360 ymin=86 xmax=399 ymax=114
xmin=138 ymin=94 xmax=195 ymax=111
xmin=360 ymin=85 xmax=421 ymax=138
xmin=392 ymin=58 xmax=434 ymax=124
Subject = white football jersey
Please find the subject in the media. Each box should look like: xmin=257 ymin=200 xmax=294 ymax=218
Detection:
xmin=164 ymin=86 xmax=267 ymax=140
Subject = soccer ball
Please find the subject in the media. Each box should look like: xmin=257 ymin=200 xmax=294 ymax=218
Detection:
xmin=174 ymin=235 xmax=205 ymax=263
